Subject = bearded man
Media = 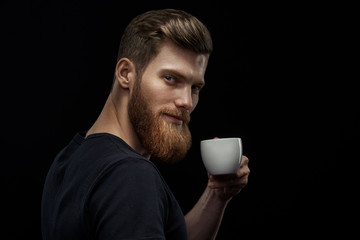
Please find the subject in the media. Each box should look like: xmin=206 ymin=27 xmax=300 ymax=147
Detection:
xmin=41 ymin=9 xmax=250 ymax=240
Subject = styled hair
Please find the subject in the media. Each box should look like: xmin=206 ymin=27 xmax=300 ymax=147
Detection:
xmin=116 ymin=8 xmax=213 ymax=77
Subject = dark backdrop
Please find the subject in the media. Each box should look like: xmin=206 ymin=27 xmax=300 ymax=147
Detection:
xmin=1 ymin=1 xmax=358 ymax=239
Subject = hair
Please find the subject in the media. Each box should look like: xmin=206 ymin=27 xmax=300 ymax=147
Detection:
xmin=115 ymin=8 xmax=213 ymax=78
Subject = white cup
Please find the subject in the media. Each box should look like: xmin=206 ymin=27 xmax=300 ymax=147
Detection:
xmin=200 ymin=138 xmax=243 ymax=175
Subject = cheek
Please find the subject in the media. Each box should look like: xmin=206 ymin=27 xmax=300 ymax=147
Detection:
xmin=145 ymin=90 xmax=170 ymax=111
xmin=191 ymin=95 xmax=199 ymax=113
xmin=145 ymin=87 xmax=176 ymax=110
xmin=140 ymin=81 xmax=163 ymax=105
xmin=141 ymin=89 xmax=168 ymax=115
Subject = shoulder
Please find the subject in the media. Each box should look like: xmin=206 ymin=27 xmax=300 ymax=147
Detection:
xmin=82 ymin=133 xmax=166 ymax=189
xmin=86 ymin=157 xmax=171 ymax=239
xmin=81 ymin=133 xmax=141 ymax=160
xmin=92 ymin=156 xmax=167 ymax=197
xmin=76 ymin=133 xmax=154 ymax=181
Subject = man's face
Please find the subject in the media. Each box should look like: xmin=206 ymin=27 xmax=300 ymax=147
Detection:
xmin=128 ymin=41 xmax=209 ymax=163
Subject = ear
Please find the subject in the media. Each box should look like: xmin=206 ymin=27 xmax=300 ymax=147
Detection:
xmin=114 ymin=58 xmax=136 ymax=89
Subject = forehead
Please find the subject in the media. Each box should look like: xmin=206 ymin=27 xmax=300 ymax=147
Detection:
xmin=145 ymin=41 xmax=209 ymax=79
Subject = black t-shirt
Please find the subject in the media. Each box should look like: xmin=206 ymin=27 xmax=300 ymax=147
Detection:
xmin=41 ymin=132 xmax=188 ymax=240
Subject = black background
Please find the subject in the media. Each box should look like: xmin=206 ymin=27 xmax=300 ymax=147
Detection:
xmin=1 ymin=1 xmax=358 ymax=239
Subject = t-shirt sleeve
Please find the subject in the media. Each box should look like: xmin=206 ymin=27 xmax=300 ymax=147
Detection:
xmin=86 ymin=158 xmax=168 ymax=240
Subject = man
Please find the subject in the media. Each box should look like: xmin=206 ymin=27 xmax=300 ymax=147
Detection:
xmin=41 ymin=9 xmax=250 ymax=240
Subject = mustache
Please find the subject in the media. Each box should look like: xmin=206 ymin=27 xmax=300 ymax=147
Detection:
xmin=160 ymin=108 xmax=191 ymax=125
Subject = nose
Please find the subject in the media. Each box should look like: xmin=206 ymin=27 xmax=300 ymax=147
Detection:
xmin=174 ymin=86 xmax=194 ymax=112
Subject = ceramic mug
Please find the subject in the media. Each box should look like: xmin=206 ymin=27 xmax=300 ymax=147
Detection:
xmin=200 ymin=138 xmax=242 ymax=175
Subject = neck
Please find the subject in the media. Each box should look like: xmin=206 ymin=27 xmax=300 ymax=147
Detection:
xmin=86 ymin=93 xmax=150 ymax=159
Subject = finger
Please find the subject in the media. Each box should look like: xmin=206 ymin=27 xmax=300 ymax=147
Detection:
xmin=208 ymin=174 xmax=248 ymax=188
xmin=239 ymin=155 xmax=249 ymax=167
xmin=208 ymin=155 xmax=249 ymax=186
xmin=209 ymin=173 xmax=237 ymax=181
xmin=236 ymin=165 xmax=250 ymax=178
xmin=209 ymin=168 xmax=248 ymax=183
xmin=237 ymin=156 xmax=250 ymax=177
xmin=209 ymin=168 xmax=249 ymax=186
xmin=209 ymin=182 xmax=243 ymax=189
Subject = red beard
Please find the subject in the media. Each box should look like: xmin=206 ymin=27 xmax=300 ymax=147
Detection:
xmin=128 ymin=80 xmax=192 ymax=163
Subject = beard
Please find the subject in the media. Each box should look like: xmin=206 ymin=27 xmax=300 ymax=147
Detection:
xmin=128 ymin=79 xmax=192 ymax=164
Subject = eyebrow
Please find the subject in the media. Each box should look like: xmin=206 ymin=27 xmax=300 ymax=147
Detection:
xmin=161 ymin=68 xmax=205 ymax=87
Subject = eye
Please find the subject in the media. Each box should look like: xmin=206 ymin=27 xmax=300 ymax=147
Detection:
xmin=191 ymin=85 xmax=202 ymax=94
xmin=164 ymin=75 xmax=175 ymax=82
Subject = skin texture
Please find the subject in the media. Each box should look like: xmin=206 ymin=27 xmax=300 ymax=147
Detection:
xmin=86 ymin=40 xmax=250 ymax=240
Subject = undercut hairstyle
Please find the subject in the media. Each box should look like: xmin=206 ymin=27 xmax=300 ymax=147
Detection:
xmin=115 ymin=8 xmax=213 ymax=78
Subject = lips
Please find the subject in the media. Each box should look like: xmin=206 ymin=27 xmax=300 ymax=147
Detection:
xmin=160 ymin=107 xmax=191 ymax=126
xmin=163 ymin=113 xmax=184 ymax=125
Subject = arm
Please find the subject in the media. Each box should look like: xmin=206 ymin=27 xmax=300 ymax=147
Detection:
xmin=184 ymin=186 xmax=230 ymax=240
xmin=185 ymin=155 xmax=250 ymax=240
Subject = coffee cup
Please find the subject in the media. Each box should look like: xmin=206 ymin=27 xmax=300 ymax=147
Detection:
xmin=200 ymin=137 xmax=242 ymax=175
